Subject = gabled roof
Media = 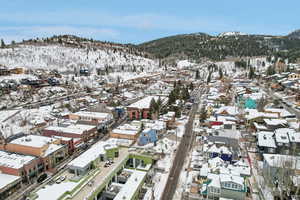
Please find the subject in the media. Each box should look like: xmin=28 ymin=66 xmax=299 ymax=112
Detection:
xmin=264 ymin=119 xmax=287 ymax=126
xmin=257 ymin=131 xmax=276 ymax=148
xmin=216 ymin=106 xmax=238 ymax=116
xmin=220 ymin=174 xmax=244 ymax=186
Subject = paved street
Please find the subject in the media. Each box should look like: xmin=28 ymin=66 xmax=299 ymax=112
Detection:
xmin=161 ymin=88 xmax=203 ymax=200
xmin=72 ymin=149 xmax=129 ymax=200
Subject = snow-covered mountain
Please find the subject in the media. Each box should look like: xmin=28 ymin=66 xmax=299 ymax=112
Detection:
xmin=0 ymin=37 xmax=158 ymax=74
xmin=218 ymin=31 xmax=248 ymax=37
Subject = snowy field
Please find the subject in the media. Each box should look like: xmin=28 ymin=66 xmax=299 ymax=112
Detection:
xmin=0 ymin=45 xmax=158 ymax=72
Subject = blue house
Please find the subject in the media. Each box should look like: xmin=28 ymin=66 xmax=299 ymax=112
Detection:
xmin=115 ymin=106 xmax=125 ymax=118
xmin=138 ymin=128 xmax=158 ymax=146
xmin=244 ymin=98 xmax=257 ymax=109
xmin=206 ymin=144 xmax=233 ymax=162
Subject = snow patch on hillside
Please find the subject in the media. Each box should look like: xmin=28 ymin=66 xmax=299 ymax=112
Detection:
xmin=177 ymin=60 xmax=196 ymax=68
xmin=219 ymin=31 xmax=247 ymax=37
xmin=0 ymin=45 xmax=158 ymax=73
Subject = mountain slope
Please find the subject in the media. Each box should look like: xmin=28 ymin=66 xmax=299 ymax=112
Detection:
xmin=287 ymin=29 xmax=300 ymax=39
xmin=138 ymin=33 xmax=272 ymax=62
xmin=138 ymin=31 xmax=300 ymax=63
xmin=0 ymin=35 xmax=157 ymax=73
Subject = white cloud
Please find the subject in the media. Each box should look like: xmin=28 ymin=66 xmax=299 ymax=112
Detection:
xmin=0 ymin=11 xmax=233 ymax=32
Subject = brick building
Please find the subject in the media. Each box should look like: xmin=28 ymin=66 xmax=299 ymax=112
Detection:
xmin=110 ymin=124 xmax=140 ymax=141
xmin=43 ymin=124 xmax=97 ymax=144
xmin=0 ymin=150 xmax=39 ymax=181
xmin=0 ymin=135 xmax=67 ymax=171
xmin=127 ymin=96 xmax=167 ymax=120
xmin=68 ymin=111 xmax=113 ymax=128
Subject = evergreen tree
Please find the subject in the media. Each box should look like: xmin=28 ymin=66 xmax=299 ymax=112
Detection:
xmin=189 ymin=82 xmax=194 ymax=91
xmin=195 ymin=70 xmax=200 ymax=79
xmin=168 ymin=91 xmax=176 ymax=105
xmin=156 ymin=97 xmax=162 ymax=111
xmin=0 ymin=39 xmax=5 ymax=48
xmin=207 ymin=72 xmax=212 ymax=84
xmin=149 ymin=98 xmax=157 ymax=117
xmin=133 ymin=65 xmax=136 ymax=72
xmin=173 ymin=81 xmax=177 ymax=88
xmin=173 ymin=106 xmax=181 ymax=118
xmin=199 ymin=106 xmax=207 ymax=123
xmin=218 ymin=68 xmax=223 ymax=79
xmin=140 ymin=122 xmax=145 ymax=131
xmin=177 ymin=80 xmax=181 ymax=86
xmin=267 ymin=65 xmax=275 ymax=75
xmin=248 ymin=67 xmax=255 ymax=79
xmin=286 ymin=65 xmax=291 ymax=72
xmin=182 ymin=87 xmax=190 ymax=101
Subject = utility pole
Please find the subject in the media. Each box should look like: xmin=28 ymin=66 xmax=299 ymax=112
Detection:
xmin=176 ymin=128 xmax=178 ymax=145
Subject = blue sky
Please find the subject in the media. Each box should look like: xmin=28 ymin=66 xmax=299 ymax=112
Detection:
xmin=1 ymin=0 xmax=299 ymax=44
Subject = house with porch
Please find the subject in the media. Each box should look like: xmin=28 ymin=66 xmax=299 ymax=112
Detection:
xmin=138 ymin=128 xmax=158 ymax=146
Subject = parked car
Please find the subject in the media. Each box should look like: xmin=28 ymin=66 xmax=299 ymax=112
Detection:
xmin=60 ymin=175 xmax=66 ymax=181
xmin=37 ymin=173 xmax=48 ymax=183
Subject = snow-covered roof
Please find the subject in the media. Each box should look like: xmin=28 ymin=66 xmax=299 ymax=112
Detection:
xmin=257 ymin=131 xmax=276 ymax=148
xmin=287 ymin=131 xmax=300 ymax=143
xmin=106 ymin=138 xmax=134 ymax=147
xmin=208 ymin=157 xmax=225 ymax=168
xmin=0 ymin=150 xmax=36 ymax=169
xmin=128 ymin=96 xmax=167 ymax=109
xmin=245 ymin=109 xmax=278 ymax=120
xmin=289 ymin=122 xmax=300 ymax=130
xmin=207 ymin=173 xmax=221 ymax=188
xmin=68 ymin=141 xmax=117 ymax=169
xmin=228 ymin=165 xmax=251 ymax=177
xmin=206 ymin=144 xmax=232 ymax=155
xmin=264 ymin=108 xmax=293 ymax=118
xmin=264 ymin=119 xmax=287 ymax=126
xmin=253 ymin=122 xmax=268 ymax=131
xmin=243 ymin=92 xmax=264 ymax=101
xmin=43 ymin=144 xmax=64 ymax=157
xmin=275 ymin=130 xmax=290 ymax=144
xmin=112 ymin=128 xmax=139 ymax=136
xmin=216 ymin=106 xmax=238 ymax=116
xmin=200 ymin=163 xmax=210 ymax=177
xmin=72 ymin=111 xmax=113 ymax=120
xmin=0 ymin=173 xmax=21 ymax=190
xmin=10 ymin=135 xmax=57 ymax=148
xmin=44 ymin=124 xmax=96 ymax=135
xmin=114 ymin=170 xmax=147 ymax=200
xmin=220 ymin=174 xmax=244 ymax=187
xmin=275 ymin=128 xmax=295 ymax=143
